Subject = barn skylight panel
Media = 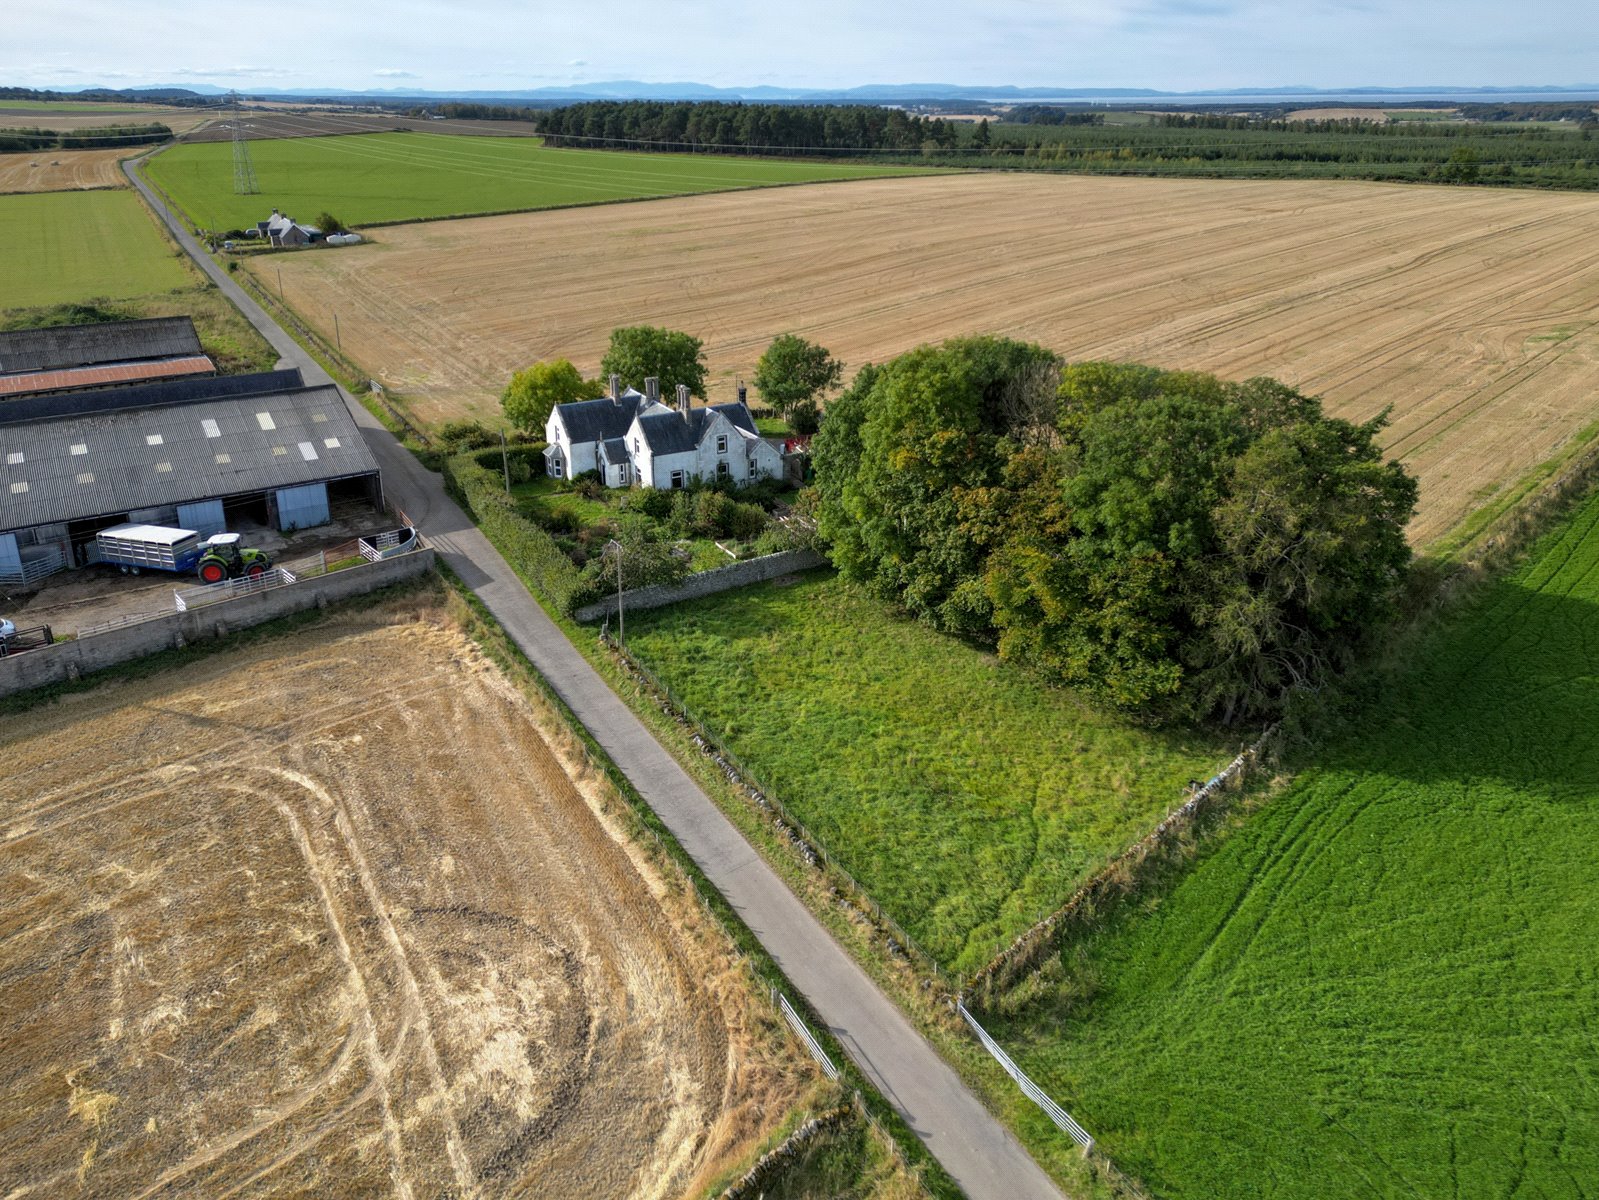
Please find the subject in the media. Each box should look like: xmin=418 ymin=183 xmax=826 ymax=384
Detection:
xmin=76 ymin=472 xmax=94 ymax=485
xmin=6 ymin=451 xmax=22 ymax=465
xmin=70 ymin=443 xmax=87 ymax=456
xmin=257 ymin=412 xmax=277 ymax=431
xmin=215 ymin=453 xmax=231 ymax=464
xmin=201 ymin=418 xmax=221 ymax=438
xmin=312 ymin=413 xmax=329 ymax=423
xmin=9 ymin=481 xmax=27 ymax=494
xmin=299 ymin=442 xmax=318 ymax=461
xmin=146 ymin=433 xmax=164 ymax=446
xmin=324 ymin=437 xmax=341 ymax=449
xmin=272 ymin=446 xmax=288 ymax=456
xmin=155 ymin=462 xmax=173 ymax=474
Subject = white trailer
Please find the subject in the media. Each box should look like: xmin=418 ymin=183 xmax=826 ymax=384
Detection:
xmin=94 ymin=524 xmax=205 ymax=575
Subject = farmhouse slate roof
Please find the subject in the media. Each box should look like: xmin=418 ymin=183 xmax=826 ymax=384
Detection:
xmin=600 ymin=437 xmax=629 ymax=463
xmin=636 ymin=403 xmax=759 ymax=456
xmin=555 ymin=390 xmax=649 ymax=444
xmin=0 ymin=317 xmax=204 ymax=374
xmin=0 ymin=378 xmax=378 ymax=531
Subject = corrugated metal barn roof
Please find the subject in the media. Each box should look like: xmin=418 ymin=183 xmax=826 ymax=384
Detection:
xmin=0 ymin=355 xmax=217 ymax=398
xmin=0 ymin=380 xmax=379 ymax=531
xmin=0 ymin=369 xmax=305 ymax=426
xmin=0 ymin=317 xmax=205 ymax=374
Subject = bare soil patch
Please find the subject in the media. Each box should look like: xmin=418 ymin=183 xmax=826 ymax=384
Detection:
xmin=261 ymin=173 xmax=1599 ymax=544
xmin=0 ymin=598 xmax=806 ymax=1197
xmin=0 ymin=148 xmax=130 ymax=193
xmin=1285 ymin=107 xmax=1392 ymax=122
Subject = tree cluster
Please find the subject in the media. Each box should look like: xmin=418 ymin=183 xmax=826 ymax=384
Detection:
xmin=403 ymin=102 xmax=541 ymax=122
xmin=1006 ymin=106 xmax=1104 ymax=126
xmin=538 ymin=101 xmax=962 ymax=154
xmin=0 ymin=122 xmax=171 ymax=154
xmin=812 ymin=339 xmax=1418 ymax=723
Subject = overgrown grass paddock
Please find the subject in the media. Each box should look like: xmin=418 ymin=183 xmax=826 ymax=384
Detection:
xmin=624 ymin=571 xmax=1236 ymax=971
xmin=993 ymin=489 xmax=1599 ymax=1198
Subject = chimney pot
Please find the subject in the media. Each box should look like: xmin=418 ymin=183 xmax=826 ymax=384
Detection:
xmin=737 ymin=380 xmax=747 ymax=406
xmin=609 ymin=372 xmax=620 ymax=402
xmin=677 ymin=384 xmax=692 ymax=421
xmin=645 ymin=376 xmax=659 ymax=404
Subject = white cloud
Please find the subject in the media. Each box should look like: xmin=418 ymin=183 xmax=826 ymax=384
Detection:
xmin=375 ymin=68 xmax=419 ymax=78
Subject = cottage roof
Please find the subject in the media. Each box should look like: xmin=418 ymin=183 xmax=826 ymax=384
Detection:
xmin=600 ymin=437 xmax=630 ymax=463
xmin=0 ymin=317 xmax=204 ymax=375
xmin=0 ymin=374 xmax=378 ymax=531
xmin=636 ymin=402 xmax=760 ymax=456
xmin=555 ymin=389 xmax=649 ymax=444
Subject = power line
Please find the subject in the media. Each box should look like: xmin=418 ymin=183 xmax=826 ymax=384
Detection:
xmin=230 ymin=91 xmax=259 ymax=195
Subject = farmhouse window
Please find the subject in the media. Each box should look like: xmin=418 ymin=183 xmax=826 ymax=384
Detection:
xmin=671 ymin=469 xmax=686 ymax=489
xmin=717 ymin=461 xmax=731 ymax=479
xmin=552 ymin=461 xmax=563 ymax=478
xmin=748 ymin=459 xmax=758 ymax=479
xmin=716 ymin=434 xmax=728 ymax=453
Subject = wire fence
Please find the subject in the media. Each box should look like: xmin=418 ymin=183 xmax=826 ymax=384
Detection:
xmin=958 ymin=1001 xmax=1093 ymax=1151
xmin=773 ymin=988 xmax=839 ymax=1081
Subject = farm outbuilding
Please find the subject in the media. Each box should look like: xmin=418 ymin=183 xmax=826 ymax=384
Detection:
xmin=0 ymin=316 xmax=216 ymax=400
xmin=0 ymin=368 xmax=381 ymax=586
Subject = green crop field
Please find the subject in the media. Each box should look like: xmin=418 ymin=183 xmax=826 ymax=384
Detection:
xmin=990 ymin=492 xmax=1599 ymax=1197
xmin=624 ymin=572 xmax=1236 ymax=971
xmin=143 ymin=133 xmax=932 ymax=230
xmin=0 ymin=189 xmax=190 ymax=309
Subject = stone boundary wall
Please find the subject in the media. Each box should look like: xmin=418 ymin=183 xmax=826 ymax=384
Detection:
xmin=573 ymin=548 xmax=825 ymax=623
xmin=0 ymin=549 xmax=435 ymax=698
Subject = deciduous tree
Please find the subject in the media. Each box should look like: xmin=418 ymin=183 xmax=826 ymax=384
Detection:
xmin=600 ymin=325 xmax=707 ymax=398
xmin=753 ymin=333 xmax=843 ymax=417
xmin=500 ymin=359 xmax=604 ymax=435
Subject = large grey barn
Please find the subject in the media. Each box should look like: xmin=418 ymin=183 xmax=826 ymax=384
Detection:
xmin=0 ymin=368 xmax=381 ymax=586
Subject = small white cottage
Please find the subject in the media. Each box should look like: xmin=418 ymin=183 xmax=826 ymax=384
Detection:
xmin=545 ymin=376 xmax=783 ymax=490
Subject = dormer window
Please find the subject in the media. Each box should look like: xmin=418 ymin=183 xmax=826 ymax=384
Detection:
xmin=716 ymin=434 xmax=728 ymax=454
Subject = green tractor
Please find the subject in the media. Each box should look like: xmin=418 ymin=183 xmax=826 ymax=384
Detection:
xmin=196 ymin=533 xmax=273 ymax=584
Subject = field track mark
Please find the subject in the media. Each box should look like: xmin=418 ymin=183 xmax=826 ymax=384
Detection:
xmin=0 ymin=681 xmax=451 ymax=841
xmin=272 ymin=766 xmax=481 ymax=1199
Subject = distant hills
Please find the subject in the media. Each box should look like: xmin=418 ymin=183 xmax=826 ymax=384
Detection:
xmin=12 ymin=81 xmax=1599 ymax=106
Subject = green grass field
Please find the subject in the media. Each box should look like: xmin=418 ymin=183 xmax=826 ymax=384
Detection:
xmin=143 ymin=133 xmax=932 ymax=230
xmin=0 ymin=189 xmax=191 ymax=308
xmin=624 ymin=572 xmax=1236 ymax=971
xmin=991 ymin=491 xmax=1599 ymax=1198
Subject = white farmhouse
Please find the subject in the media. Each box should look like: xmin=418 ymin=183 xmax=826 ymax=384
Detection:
xmin=545 ymin=376 xmax=783 ymax=490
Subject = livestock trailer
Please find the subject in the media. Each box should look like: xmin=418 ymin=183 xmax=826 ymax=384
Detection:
xmin=94 ymin=524 xmax=206 ymax=575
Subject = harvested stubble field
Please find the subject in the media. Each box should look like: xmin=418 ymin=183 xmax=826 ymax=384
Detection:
xmin=0 ymin=148 xmax=131 ymax=193
xmin=0 ymin=104 xmax=215 ymax=135
xmin=265 ymin=173 xmax=1599 ymax=543
xmin=0 ymin=599 xmax=805 ymax=1198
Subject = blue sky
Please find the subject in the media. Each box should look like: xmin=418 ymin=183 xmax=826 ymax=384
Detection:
xmin=5 ymin=0 xmax=1595 ymax=93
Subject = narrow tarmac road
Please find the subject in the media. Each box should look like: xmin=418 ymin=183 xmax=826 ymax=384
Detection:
xmin=125 ymin=158 xmax=1068 ymax=1200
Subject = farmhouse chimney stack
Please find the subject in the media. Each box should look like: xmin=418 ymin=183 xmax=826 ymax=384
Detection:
xmin=737 ymin=379 xmax=747 ymax=406
xmin=676 ymin=384 xmax=691 ymax=420
xmin=609 ymin=373 xmax=620 ymax=403
xmin=645 ymin=376 xmax=660 ymax=405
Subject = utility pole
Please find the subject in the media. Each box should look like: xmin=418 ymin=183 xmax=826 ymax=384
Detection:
xmin=500 ymin=430 xmax=511 ymax=493
xmin=333 ymin=311 xmax=342 ymax=350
